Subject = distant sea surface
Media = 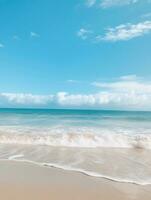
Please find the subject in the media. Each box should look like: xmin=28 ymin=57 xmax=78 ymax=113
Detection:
xmin=0 ymin=108 xmax=151 ymax=185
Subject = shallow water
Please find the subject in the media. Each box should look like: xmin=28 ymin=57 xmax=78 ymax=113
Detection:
xmin=0 ymin=108 xmax=151 ymax=185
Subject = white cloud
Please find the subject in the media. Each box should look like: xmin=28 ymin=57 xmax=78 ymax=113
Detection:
xmin=30 ymin=32 xmax=40 ymax=38
xmin=99 ymin=21 xmax=151 ymax=41
xmin=0 ymin=93 xmax=54 ymax=106
xmin=119 ymin=74 xmax=139 ymax=81
xmin=100 ymin=0 xmax=138 ymax=8
xmin=1 ymin=76 xmax=151 ymax=110
xmin=85 ymin=0 xmax=140 ymax=8
xmin=77 ymin=21 xmax=151 ymax=42
xmin=77 ymin=28 xmax=92 ymax=40
xmin=92 ymin=75 xmax=151 ymax=94
xmin=0 ymin=43 xmax=4 ymax=48
xmin=90 ymin=76 xmax=151 ymax=110
xmin=56 ymin=92 xmax=96 ymax=106
xmin=52 ymin=86 xmax=151 ymax=110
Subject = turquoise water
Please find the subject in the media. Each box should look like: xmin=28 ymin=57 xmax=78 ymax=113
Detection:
xmin=0 ymin=108 xmax=151 ymax=129
xmin=0 ymin=108 xmax=151 ymax=185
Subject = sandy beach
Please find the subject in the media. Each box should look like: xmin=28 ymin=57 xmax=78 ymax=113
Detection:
xmin=0 ymin=160 xmax=150 ymax=200
xmin=0 ymin=0 xmax=151 ymax=197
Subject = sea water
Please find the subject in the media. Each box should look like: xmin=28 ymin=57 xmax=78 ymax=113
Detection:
xmin=0 ymin=108 xmax=151 ymax=185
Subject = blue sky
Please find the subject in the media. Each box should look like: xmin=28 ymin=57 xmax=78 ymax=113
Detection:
xmin=0 ymin=0 xmax=151 ymax=110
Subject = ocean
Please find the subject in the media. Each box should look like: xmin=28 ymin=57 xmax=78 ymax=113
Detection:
xmin=0 ymin=108 xmax=151 ymax=185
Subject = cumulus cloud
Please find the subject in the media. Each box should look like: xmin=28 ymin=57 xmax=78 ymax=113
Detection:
xmin=56 ymin=92 xmax=96 ymax=106
xmin=0 ymin=76 xmax=151 ymax=110
xmin=90 ymin=76 xmax=151 ymax=110
xmin=0 ymin=93 xmax=54 ymax=106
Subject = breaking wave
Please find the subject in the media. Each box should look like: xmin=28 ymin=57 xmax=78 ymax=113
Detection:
xmin=0 ymin=126 xmax=151 ymax=149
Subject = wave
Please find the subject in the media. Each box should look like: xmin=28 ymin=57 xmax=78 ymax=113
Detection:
xmin=43 ymin=163 xmax=151 ymax=185
xmin=9 ymin=154 xmax=24 ymax=160
xmin=0 ymin=126 xmax=151 ymax=149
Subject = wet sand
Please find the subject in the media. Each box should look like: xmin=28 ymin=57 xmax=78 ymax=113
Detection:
xmin=0 ymin=160 xmax=151 ymax=200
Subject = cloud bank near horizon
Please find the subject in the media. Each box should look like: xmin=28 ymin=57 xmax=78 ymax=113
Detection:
xmin=0 ymin=75 xmax=151 ymax=111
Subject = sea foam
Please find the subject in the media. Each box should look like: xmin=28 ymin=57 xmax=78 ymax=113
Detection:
xmin=0 ymin=126 xmax=151 ymax=149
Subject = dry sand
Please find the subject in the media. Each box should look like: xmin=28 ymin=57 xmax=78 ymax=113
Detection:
xmin=0 ymin=160 xmax=151 ymax=200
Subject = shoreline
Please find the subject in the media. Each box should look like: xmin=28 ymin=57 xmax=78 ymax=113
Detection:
xmin=2 ymin=158 xmax=149 ymax=186
xmin=0 ymin=160 xmax=151 ymax=200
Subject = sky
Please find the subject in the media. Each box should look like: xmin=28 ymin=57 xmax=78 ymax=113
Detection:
xmin=0 ymin=0 xmax=151 ymax=110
